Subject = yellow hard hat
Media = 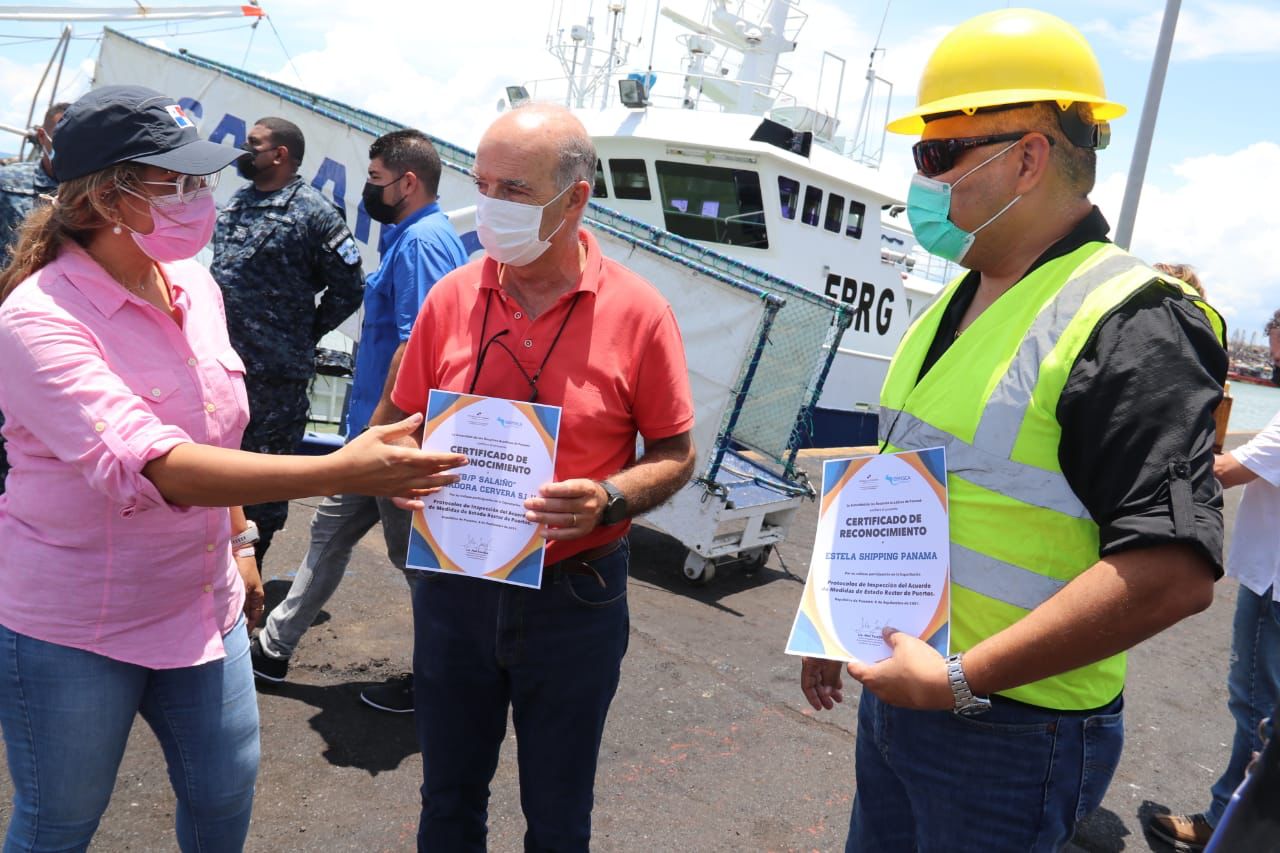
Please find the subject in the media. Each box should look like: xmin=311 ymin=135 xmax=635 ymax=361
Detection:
xmin=887 ymin=8 xmax=1126 ymax=135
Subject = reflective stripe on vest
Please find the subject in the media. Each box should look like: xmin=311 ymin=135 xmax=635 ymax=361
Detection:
xmin=972 ymin=253 xmax=1145 ymax=457
xmin=879 ymin=405 xmax=1089 ymax=519
xmin=951 ymin=543 xmax=1067 ymax=611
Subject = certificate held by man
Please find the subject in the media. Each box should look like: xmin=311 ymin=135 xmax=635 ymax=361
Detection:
xmin=407 ymin=390 xmax=560 ymax=588
xmin=786 ymin=447 xmax=950 ymax=664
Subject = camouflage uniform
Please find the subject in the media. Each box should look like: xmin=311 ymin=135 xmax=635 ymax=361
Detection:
xmin=212 ymin=175 xmax=364 ymax=564
xmin=0 ymin=158 xmax=58 ymax=493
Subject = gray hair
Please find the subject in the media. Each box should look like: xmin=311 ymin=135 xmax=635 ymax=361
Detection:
xmin=553 ymin=132 xmax=597 ymax=189
xmin=511 ymin=102 xmax=597 ymax=189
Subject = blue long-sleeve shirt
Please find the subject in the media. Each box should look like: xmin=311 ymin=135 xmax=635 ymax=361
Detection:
xmin=345 ymin=202 xmax=468 ymax=438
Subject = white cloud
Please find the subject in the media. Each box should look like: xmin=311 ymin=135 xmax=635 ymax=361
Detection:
xmin=0 ymin=55 xmax=55 ymax=152
xmin=1094 ymin=141 xmax=1280 ymax=334
xmin=1092 ymin=2 xmax=1280 ymax=61
xmin=253 ymin=0 xmax=626 ymax=150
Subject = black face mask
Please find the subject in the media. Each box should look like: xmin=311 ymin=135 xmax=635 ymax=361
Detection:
xmin=362 ymin=177 xmax=404 ymax=225
xmin=235 ymin=142 xmax=261 ymax=181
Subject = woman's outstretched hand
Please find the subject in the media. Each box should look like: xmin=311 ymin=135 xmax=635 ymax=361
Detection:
xmin=335 ymin=413 xmax=467 ymax=499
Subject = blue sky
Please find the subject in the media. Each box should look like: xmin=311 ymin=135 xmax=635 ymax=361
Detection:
xmin=1 ymin=0 xmax=1277 ymax=338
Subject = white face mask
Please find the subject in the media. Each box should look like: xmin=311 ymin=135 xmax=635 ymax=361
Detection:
xmin=475 ymin=183 xmax=573 ymax=266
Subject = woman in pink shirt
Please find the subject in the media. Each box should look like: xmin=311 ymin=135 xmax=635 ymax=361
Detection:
xmin=0 ymin=87 xmax=464 ymax=852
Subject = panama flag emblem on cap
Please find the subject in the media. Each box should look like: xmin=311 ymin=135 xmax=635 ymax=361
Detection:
xmin=165 ymin=104 xmax=194 ymax=129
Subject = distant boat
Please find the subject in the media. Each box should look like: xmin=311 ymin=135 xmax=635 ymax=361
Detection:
xmin=1227 ymin=367 xmax=1276 ymax=388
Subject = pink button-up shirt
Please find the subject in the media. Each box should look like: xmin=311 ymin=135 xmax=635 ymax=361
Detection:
xmin=0 ymin=243 xmax=249 ymax=669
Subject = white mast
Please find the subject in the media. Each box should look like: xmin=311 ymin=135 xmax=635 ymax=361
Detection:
xmin=1115 ymin=0 xmax=1181 ymax=250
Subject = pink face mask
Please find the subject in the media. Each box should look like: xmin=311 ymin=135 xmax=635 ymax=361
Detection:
xmin=118 ymin=187 xmax=218 ymax=262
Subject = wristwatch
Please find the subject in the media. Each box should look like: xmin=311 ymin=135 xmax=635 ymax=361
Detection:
xmin=598 ymin=481 xmax=629 ymax=526
xmin=231 ymin=520 xmax=260 ymax=550
xmin=946 ymin=653 xmax=992 ymax=716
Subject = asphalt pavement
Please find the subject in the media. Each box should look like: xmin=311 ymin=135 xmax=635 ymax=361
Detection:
xmin=0 ymin=438 xmax=1257 ymax=851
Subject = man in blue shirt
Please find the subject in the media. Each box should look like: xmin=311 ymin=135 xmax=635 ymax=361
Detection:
xmin=250 ymin=129 xmax=468 ymax=713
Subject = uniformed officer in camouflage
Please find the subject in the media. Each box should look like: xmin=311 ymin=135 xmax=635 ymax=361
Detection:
xmin=212 ymin=117 xmax=365 ymax=565
xmin=0 ymin=101 xmax=67 ymax=492
xmin=0 ymin=102 xmax=66 ymax=257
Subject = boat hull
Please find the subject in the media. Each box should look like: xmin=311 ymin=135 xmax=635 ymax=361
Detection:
xmin=802 ymin=406 xmax=879 ymax=449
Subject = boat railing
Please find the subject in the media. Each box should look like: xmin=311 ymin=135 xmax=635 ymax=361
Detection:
xmin=520 ymin=68 xmax=798 ymax=114
xmin=904 ymin=251 xmax=962 ymax=285
xmin=586 ymin=201 xmax=852 ymax=477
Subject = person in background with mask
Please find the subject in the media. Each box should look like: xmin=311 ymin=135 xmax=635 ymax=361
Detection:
xmin=249 ymin=128 xmax=468 ymax=715
xmin=0 ymin=86 xmax=464 ymax=852
xmin=0 ymin=100 xmax=68 ymax=494
xmin=385 ymin=103 xmax=696 ymax=851
xmin=212 ymin=116 xmax=365 ymax=568
xmin=800 ymin=11 xmax=1227 ymax=851
xmin=0 ymin=101 xmax=67 ymax=257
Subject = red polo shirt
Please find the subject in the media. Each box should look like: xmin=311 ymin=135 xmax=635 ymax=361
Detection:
xmin=392 ymin=228 xmax=695 ymax=564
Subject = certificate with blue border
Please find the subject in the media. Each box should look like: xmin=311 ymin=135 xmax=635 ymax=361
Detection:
xmin=785 ymin=447 xmax=950 ymax=663
xmin=406 ymin=390 xmax=560 ymax=589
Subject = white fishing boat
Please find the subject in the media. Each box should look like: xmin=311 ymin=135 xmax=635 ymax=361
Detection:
xmin=506 ymin=0 xmax=963 ymax=445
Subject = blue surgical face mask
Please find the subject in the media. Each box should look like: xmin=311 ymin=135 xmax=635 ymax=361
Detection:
xmin=906 ymin=139 xmax=1023 ymax=266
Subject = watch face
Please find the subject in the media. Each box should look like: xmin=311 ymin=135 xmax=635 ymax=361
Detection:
xmin=603 ymin=495 xmax=626 ymax=525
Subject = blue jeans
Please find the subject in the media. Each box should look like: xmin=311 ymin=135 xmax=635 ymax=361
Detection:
xmin=847 ymin=690 xmax=1124 ymax=852
xmin=260 ymin=492 xmax=414 ymax=658
xmin=0 ymin=615 xmax=260 ymax=853
xmin=412 ymin=540 xmax=631 ymax=852
xmin=1206 ymin=584 xmax=1280 ymax=827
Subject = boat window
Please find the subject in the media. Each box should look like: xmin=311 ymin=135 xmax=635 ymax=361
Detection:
xmin=801 ymin=185 xmax=823 ymax=227
xmin=825 ymin=193 xmax=845 ymax=233
xmin=608 ymin=158 xmax=651 ymax=200
xmin=593 ymin=160 xmax=608 ymax=198
xmin=778 ymin=176 xmax=799 ymax=220
xmin=847 ymin=199 xmax=866 ymax=240
xmin=654 ymin=160 xmax=768 ymax=249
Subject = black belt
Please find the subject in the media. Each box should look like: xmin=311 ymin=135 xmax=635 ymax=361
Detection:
xmin=548 ymin=538 xmax=625 ymax=587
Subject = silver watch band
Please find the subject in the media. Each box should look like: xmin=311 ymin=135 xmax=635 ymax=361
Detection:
xmin=946 ymin=653 xmax=992 ymax=716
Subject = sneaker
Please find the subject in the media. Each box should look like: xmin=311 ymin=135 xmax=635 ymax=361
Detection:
xmin=359 ymin=674 xmax=415 ymax=713
xmin=1148 ymin=813 xmax=1213 ymax=850
xmin=249 ymin=633 xmax=289 ymax=683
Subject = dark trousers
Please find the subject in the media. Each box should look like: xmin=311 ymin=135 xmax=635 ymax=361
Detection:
xmin=239 ymin=376 xmax=311 ymax=566
xmin=847 ymin=690 xmax=1124 ymax=852
xmin=412 ymin=540 xmax=630 ymax=852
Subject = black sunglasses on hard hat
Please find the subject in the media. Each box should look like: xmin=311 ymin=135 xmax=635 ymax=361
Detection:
xmin=911 ymin=132 xmax=1054 ymax=178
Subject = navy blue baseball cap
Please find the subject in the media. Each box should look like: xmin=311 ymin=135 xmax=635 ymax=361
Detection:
xmin=52 ymin=85 xmax=241 ymax=182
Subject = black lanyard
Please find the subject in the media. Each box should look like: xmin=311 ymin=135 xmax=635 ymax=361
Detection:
xmin=468 ymin=286 xmax=584 ymax=404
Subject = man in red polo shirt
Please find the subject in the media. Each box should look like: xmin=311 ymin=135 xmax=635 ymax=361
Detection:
xmin=387 ymin=103 xmax=696 ymax=851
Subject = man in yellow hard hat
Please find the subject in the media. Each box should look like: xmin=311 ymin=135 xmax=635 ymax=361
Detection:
xmin=800 ymin=9 xmax=1228 ymax=850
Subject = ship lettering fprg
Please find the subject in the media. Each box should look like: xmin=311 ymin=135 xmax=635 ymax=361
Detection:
xmin=825 ymin=274 xmax=894 ymax=335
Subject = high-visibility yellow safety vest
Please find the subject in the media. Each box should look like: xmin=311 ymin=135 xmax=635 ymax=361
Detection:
xmin=879 ymin=241 xmax=1225 ymax=710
